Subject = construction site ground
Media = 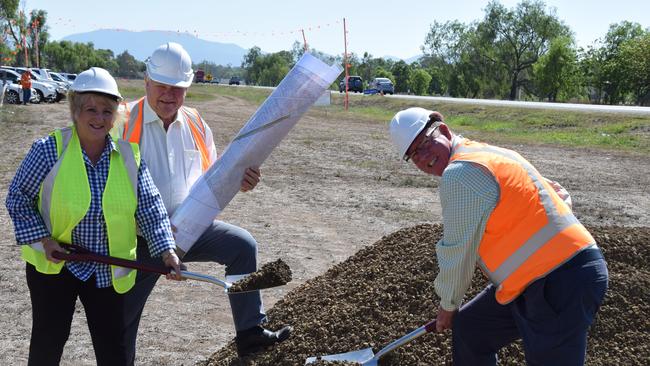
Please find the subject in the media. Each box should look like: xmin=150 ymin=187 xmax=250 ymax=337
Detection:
xmin=0 ymin=94 xmax=648 ymax=365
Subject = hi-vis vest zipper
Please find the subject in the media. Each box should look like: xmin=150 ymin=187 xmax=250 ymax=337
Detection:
xmin=450 ymin=139 xmax=595 ymax=304
xmin=120 ymin=97 xmax=211 ymax=172
xmin=22 ymin=127 xmax=141 ymax=294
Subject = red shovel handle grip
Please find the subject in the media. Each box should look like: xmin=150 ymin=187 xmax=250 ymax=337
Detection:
xmin=52 ymin=250 xmax=171 ymax=275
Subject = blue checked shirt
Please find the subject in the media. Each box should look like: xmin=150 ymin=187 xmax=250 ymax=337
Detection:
xmin=5 ymin=133 xmax=176 ymax=288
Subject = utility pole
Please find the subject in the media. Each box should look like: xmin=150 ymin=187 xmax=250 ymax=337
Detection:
xmin=343 ymin=17 xmax=349 ymax=111
xmin=301 ymin=29 xmax=308 ymax=52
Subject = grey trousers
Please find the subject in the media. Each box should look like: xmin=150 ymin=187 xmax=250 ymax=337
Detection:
xmin=123 ymin=220 xmax=266 ymax=364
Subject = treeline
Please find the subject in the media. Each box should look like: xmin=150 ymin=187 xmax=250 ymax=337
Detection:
xmin=241 ymin=0 xmax=649 ymax=106
xmin=0 ymin=1 xmax=145 ymax=77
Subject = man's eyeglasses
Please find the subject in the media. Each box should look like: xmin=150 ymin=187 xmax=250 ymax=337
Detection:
xmin=403 ymin=123 xmax=441 ymax=162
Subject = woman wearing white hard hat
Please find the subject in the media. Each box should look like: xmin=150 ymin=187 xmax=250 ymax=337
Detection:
xmin=5 ymin=67 xmax=182 ymax=365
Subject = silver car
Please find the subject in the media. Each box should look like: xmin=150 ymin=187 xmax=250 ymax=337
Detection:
xmin=2 ymin=81 xmax=39 ymax=104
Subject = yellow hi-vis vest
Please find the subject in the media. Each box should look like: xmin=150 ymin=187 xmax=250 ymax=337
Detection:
xmin=21 ymin=127 xmax=141 ymax=294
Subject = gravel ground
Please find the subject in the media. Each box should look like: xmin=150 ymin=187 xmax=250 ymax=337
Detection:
xmin=202 ymin=224 xmax=650 ymax=366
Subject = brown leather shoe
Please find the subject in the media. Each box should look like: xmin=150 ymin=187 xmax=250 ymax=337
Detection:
xmin=235 ymin=325 xmax=292 ymax=357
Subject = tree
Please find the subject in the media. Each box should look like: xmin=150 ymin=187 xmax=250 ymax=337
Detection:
xmin=475 ymin=0 xmax=570 ymax=100
xmin=409 ymin=69 xmax=432 ymax=96
xmin=422 ymin=19 xmax=495 ymax=98
xmin=598 ymin=21 xmax=646 ymax=104
xmin=242 ymin=49 xmax=293 ymax=86
xmin=290 ymin=40 xmax=335 ymax=66
xmin=0 ymin=0 xmax=19 ymax=63
xmin=42 ymin=41 xmax=117 ymax=73
xmin=26 ymin=9 xmax=48 ymax=67
xmin=241 ymin=46 xmax=262 ymax=85
xmin=617 ymin=33 xmax=650 ymax=105
xmin=532 ymin=36 xmax=581 ymax=102
xmin=390 ymin=60 xmax=412 ymax=93
xmin=116 ymin=50 xmax=143 ymax=78
xmin=374 ymin=67 xmax=394 ymax=82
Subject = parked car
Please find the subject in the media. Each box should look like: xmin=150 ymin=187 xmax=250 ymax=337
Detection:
xmin=339 ymin=76 xmax=363 ymax=93
xmin=0 ymin=68 xmax=57 ymax=103
xmin=368 ymin=77 xmax=394 ymax=95
xmin=2 ymin=81 xmax=38 ymax=104
xmin=49 ymin=72 xmax=72 ymax=87
xmin=58 ymin=72 xmax=77 ymax=82
xmin=16 ymin=67 xmax=67 ymax=102
xmin=30 ymin=68 xmax=52 ymax=81
xmin=229 ymin=76 xmax=241 ymax=85
xmin=11 ymin=67 xmax=61 ymax=102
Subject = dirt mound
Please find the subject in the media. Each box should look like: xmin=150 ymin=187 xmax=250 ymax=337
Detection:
xmin=201 ymin=224 xmax=650 ymax=365
xmin=229 ymin=259 xmax=292 ymax=293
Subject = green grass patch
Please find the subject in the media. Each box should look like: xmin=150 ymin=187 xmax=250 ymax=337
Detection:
xmin=117 ymin=79 xmax=223 ymax=102
xmin=330 ymin=94 xmax=650 ymax=153
xmin=116 ymin=80 xmax=650 ymax=153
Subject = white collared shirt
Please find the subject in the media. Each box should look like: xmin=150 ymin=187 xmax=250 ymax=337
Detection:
xmin=123 ymin=97 xmax=217 ymax=216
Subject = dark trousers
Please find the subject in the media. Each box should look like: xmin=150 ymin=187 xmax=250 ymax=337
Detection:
xmin=22 ymin=88 xmax=31 ymax=104
xmin=122 ymin=220 xmax=266 ymax=363
xmin=25 ymin=263 xmax=131 ymax=366
xmin=453 ymin=249 xmax=608 ymax=366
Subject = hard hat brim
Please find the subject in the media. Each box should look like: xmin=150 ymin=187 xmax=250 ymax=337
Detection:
xmin=73 ymin=89 xmax=123 ymax=101
xmin=147 ymin=71 xmax=193 ymax=89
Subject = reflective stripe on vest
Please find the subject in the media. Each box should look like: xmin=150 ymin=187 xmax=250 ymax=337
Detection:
xmin=123 ymin=98 xmax=211 ymax=172
xmin=22 ymin=127 xmax=141 ymax=293
xmin=450 ymin=139 xmax=595 ymax=304
xmin=122 ymin=97 xmax=145 ymax=143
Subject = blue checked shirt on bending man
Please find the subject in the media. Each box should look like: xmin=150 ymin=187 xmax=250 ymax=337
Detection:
xmin=5 ymin=134 xmax=175 ymax=287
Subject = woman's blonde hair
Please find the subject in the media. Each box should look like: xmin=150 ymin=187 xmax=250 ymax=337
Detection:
xmin=67 ymin=91 xmax=122 ymax=126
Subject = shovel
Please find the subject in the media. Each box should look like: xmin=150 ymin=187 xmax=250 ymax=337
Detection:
xmin=51 ymin=244 xmax=249 ymax=293
xmin=305 ymin=319 xmax=437 ymax=366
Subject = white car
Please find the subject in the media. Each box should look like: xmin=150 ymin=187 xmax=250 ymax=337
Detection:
xmin=0 ymin=68 xmax=57 ymax=103
xmin=50 ymin=72 xmax=72 ymax=88
xmin=2 ymin=81 xmax=38 ymax=104
xmin=16 ymin=67 xmax=67 ymax=102
xmin=58 ymin=72 xmax=77 ymax=82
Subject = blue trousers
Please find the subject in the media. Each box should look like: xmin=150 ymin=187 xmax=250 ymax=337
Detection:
xmin=122 ymin=220 xmax=266 ymax=364
xmin=453 ymin=249 xmax=608 ymax=366
xmin=22 ymin=88 xmax=31 ymax=104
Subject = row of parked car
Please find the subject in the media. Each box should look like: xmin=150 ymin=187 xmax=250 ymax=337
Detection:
xmin=338 ymin=76 xmax=395 ymax=95
xmin=1 ymin=66 xmax=77 ymax=104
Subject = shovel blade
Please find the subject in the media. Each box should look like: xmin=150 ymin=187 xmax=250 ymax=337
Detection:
xmin=305 ymin=347 xmax=375 ymax=365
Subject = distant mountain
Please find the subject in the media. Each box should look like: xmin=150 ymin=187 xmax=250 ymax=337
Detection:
xmin=404 ymin=54 xmax=423 ymax=64
xmin=62 ymin=29 xmax=249 ymax=66
xmin=382 ymin=54 xmax=423 ymax=64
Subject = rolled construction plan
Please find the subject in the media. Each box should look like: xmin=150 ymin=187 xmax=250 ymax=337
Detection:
xmin=171 ymin=53 xmax=342 ymax=252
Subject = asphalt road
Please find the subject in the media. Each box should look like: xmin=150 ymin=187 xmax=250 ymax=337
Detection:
xmin=337 ymin=91 xmax=650 ymax=115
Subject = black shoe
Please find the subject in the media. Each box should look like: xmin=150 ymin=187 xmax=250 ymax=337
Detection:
xmin=235 ymin=325 xmax=292 ymax=357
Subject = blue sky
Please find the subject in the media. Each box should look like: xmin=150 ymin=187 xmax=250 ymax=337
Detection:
xmin=23 ymin=0 xmax=650 ymax=60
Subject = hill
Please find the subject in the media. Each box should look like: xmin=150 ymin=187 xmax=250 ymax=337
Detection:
xmin=62 ymin=29 xmax=248 ymax=66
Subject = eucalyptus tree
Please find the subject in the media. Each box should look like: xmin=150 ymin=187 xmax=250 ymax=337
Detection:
xmin=475 ymin=0 xmax=570 ymax=100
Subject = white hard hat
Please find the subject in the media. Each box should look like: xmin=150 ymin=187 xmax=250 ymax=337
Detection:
xmin=145 ymin=42 xmax=194 ymax=88
xmin=71 ymin=67 xmax=122 ymax=100
xmin=389 ymin=107 xmax=434 ymax=159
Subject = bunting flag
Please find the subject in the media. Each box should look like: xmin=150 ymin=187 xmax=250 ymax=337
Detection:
xmin=46 ymin=17 xmax=343 ymax=41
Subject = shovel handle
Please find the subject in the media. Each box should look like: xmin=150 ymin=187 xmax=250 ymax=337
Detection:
xmin=373 ymin=319 xmax=437 ymax=361
xmin=52 ymin=248 xmax=171 ymax=275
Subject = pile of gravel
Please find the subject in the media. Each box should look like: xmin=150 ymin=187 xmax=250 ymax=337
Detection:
xmin=229 ymin=259 xmax=292 ymax=293
xmin=202 ymin=224 xmax=650 ymax=366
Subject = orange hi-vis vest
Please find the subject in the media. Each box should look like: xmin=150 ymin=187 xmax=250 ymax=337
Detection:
xmin=121 ymin=97 xmax=211 ymax=172
xmin=449 ymin=138 xmax=596 ymax=304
